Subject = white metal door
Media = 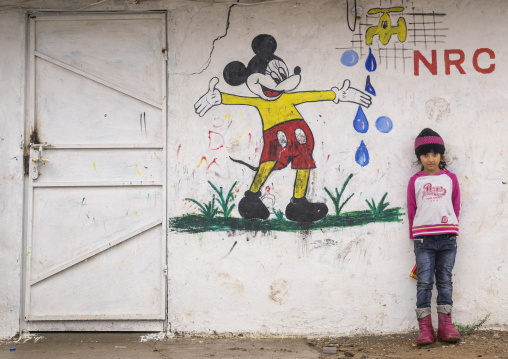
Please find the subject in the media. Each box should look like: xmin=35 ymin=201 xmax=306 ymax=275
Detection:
xmin=25 ymin=14 xmax=167 ymax=331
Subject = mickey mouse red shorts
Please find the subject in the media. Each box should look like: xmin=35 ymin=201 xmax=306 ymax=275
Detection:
xmin=260 ymin=119 xmax=316 ymax=170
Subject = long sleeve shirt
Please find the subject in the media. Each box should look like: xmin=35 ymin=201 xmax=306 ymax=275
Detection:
xmin=221 ymin=91 xmax=335 ymax=131
xmin=407 ymin=169 xmax=460 ymax=239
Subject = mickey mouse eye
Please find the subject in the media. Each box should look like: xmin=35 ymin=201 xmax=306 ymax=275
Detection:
xmin=278 ymin=67 xmax=288 ymax=80
xmin=270 ymin=72 xmax=281 ymax=85
xmin=266 ymin=59 xmax=290 ymax=84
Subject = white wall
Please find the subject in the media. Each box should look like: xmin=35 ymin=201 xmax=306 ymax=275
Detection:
xmin=0 ymin=11 xmax=26 ymax=339
xmin=166 ymin=0 xmax=508 ymax=335
xmin=0 ymin=0 xmax=506 ymax=339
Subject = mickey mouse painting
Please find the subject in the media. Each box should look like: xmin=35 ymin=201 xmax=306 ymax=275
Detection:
xmin=194 ymin=34 xmax=371 ymax=223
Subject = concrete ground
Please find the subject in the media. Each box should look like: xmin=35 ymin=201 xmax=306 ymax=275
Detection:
xmin=1 ymin=333 xmax=318 ymax=359
xmin=1 ymin=330 xmax=507 ymax=359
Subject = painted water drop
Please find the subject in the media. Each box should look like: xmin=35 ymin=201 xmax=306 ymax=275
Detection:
xmin=365 ymin=75 xmax=376 ymax=96
xmin=341 ymin=50 xmax=359 ymax=66
xmin=353 ymin=106 xmax=369 ymax=133
xmin=375 ymin=116 xmax=393 ymax=133
xmin=355 ymin=140 xmax=370 ymax=167
xmin=365 ymin=48 xmax=377 ymax=72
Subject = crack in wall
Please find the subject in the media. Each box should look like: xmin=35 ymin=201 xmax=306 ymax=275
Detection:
xmin=190 ymin=3 xmax=237 ymax=76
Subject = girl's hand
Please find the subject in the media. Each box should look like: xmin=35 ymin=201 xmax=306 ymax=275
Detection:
xmin=194 ymin=77 xmax=222 ymax=117
xmin=332 ymin=79 xmax=372 ymax=108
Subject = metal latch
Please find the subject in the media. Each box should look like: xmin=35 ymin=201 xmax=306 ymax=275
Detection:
xmin=30 ymin=143 xmax=50 ymax=180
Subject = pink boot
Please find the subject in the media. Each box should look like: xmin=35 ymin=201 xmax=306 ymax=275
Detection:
xmin=437 ymin=312 xmax=461 ymax=342
xmin=416 ymin=315 xmax=435 ymax=346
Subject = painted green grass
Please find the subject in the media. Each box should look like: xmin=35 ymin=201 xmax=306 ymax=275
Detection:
xmin=324 ymin=173 xmax=355 ymax=216
xmin=169 ymin=207 xmax=404 ymax=234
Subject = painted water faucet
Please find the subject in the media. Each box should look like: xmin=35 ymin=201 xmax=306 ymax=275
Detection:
xmin=194 ymin=34 xmax=372 ymax=223
xmin=366 ymin=7 xmax=407 ymax=45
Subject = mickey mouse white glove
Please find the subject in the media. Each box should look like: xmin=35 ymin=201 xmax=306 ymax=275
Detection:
xmin=332 ymin=79 xmax=372 ymax=108
xmin=194 ymin=77 xmax=222 ymax=117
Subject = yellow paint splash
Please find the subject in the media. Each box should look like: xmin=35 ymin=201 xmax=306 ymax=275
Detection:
xmin=197 ymin=157 xmax=208 ymax=168
xmin=135 ymin=164 xmax=147 ymax=179
xmin=93 ymin=162 xmax=99 ymax=177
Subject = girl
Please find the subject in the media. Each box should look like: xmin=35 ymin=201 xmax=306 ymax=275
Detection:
xmin=407 ymin=128 xmax=461 ymax=346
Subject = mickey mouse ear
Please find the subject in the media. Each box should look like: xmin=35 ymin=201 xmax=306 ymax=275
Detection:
xmin=251 ymin=34 xmax=277 ymax=57
xmin=223 ymin=61 xmax=249 ymax=86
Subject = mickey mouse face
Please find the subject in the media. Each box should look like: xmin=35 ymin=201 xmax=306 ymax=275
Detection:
xmin=223 ymin=34 xmax=301 ymax=101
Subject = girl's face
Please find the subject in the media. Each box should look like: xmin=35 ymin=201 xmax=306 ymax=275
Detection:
xmin=420 ymin=152 xmax=442 ymax=175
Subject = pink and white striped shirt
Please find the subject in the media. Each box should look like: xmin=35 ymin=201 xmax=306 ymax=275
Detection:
xmin=407 ymin=169 xmax=460 ymax=239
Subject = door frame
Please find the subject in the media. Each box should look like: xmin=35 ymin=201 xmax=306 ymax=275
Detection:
xmin=21 ymin=11 xmax=168 ymax=333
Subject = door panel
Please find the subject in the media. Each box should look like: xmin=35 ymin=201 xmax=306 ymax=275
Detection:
xmin=35 ymin=59 xmax=163 ymax=145
xmin=35 ymin=18 xmax=162 ymax=103
xmin=26 ymin=14 xmax=167 ymax=331
xmin=34 ymin=149 xmax=163 ymax=184
xmin=31 ymin=186 xmax=162 ymax=279
xmin=30 ymin=226 xmax=163 ymax=319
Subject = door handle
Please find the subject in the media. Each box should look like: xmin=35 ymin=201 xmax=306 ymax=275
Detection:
xmin=30 ymin=143 xmax=51 ymax=180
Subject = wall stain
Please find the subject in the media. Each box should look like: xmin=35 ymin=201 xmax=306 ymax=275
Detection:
xmin=269 ymin=279 xmax=290 ymax=305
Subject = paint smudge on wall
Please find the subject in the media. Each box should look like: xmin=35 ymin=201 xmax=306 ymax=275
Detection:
xmin=93 ymin=162 xmax=99 ymax=177
xmin=176 ymin=144 xmax=182 ymax=165
xmin=135 ymin=164 xmax=147 ymax=179
xmin=269 ymin=279 xmax=290 ymax=305
xmin=425 ymin=97 xmax=451 ymax=122
xmin=208 ymin=131 xmax=224 ymax=150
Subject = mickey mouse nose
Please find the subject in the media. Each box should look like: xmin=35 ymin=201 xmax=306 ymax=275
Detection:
xmin=294 ymin=66 xmax=301 ymax=75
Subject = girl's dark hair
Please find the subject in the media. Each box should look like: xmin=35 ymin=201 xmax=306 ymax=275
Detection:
xmin=415 ymin=152 xmax=448 ymax=171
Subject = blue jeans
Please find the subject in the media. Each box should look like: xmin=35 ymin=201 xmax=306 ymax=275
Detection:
xmin=414 ymin=234 xmax=457 ymax=308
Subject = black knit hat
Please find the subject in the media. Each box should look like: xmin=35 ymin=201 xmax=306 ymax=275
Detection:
xmin=414 ymin=128 xmax=445 ymax=158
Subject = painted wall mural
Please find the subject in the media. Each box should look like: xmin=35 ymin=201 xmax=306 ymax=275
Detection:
xmin=169 ymin=2 xmax=495 ymax=234
xmin=365 ymin=7 xmax=407 ymax=46
xmin=169 ymin=34 xmax=404 ymax=233
xmin=338 ymin=5 xmax=495 ymax=75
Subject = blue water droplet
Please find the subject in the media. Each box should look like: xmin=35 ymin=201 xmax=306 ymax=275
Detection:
xmin=365 ymin=48 xmax=377 ymax=72
xmin=341 ymin=50 xmax=359 ymax=67
xmin=353 ymin=106 xmax=369 ymax=133
xmin=375 ymin=116 xmax=393 ymax=133
xmin=355 ymin=140 xmax=370 ymax=167
xmin=365 ymin=75 xmax=376 ymax=96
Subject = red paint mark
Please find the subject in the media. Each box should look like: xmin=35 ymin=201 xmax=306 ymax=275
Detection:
xmin=414 ymin=50 xmax=437 ymax=76
xmin=326 ymin=154 xmax=330 ymax=162
xmin=444 ymin=49 xmax=466 ymax=75
xmin=265 ymin=186 xmax=270 ymax=193
xmin=249 ymin=132 xmax=252 ymax=147
xmin=473 ymin=48 xmax=495 ymax=74
xmin=212 ymin=117 xmax=225 ymax=128
xmin=208 ymin=131 xmax=224 ymax=150
xmin=207 ymin=158 xmax=220 ymax=170
xmin=176 ymin=144 xmax=182 ymax=164
xmin=256 ymin=261 xmax=265 ymax=269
